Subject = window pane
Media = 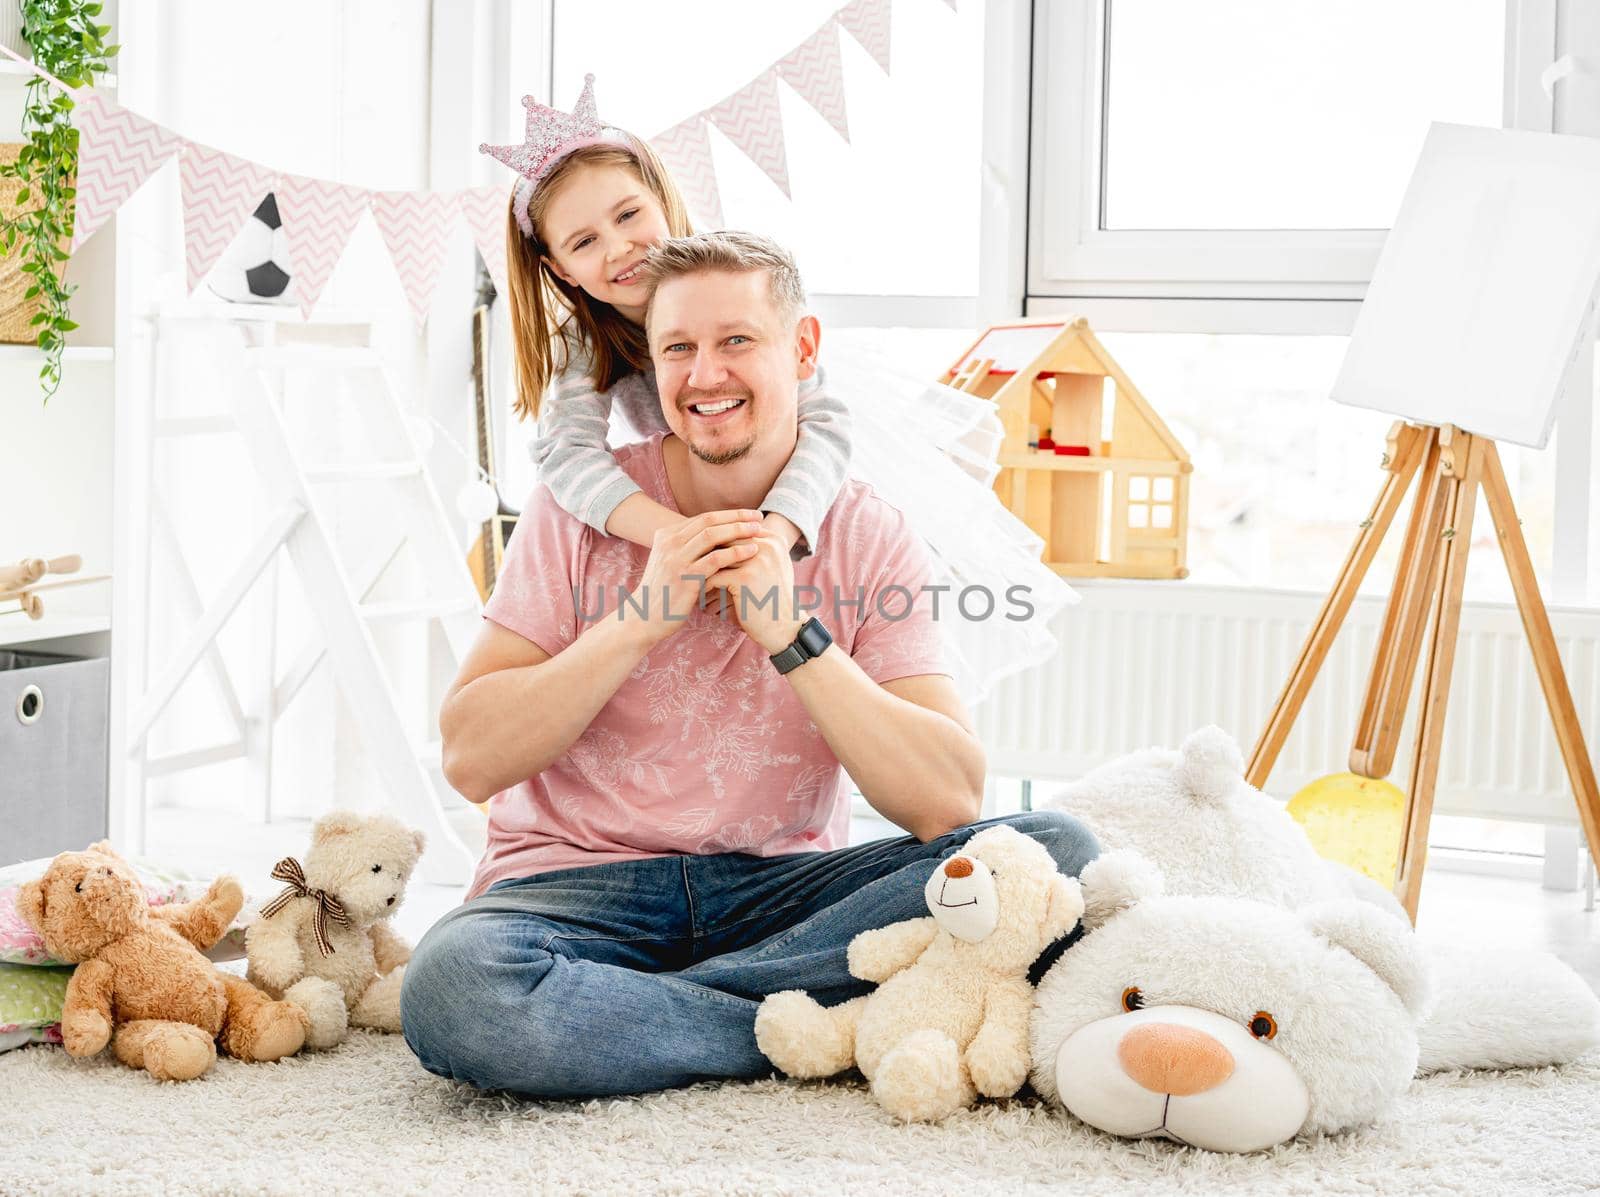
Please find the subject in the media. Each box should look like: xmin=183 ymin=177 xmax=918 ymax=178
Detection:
xmin=1102 ymin=0 xmax=1505 ymax=230
xmin=1095 ymin=332 xmax=1556 ymax=599
xmin=549 ymin=0 xmax=984 ymax=296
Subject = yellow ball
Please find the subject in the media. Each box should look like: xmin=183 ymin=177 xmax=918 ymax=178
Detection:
xmin=1286 ymin=772 xmax=1406 ymax=888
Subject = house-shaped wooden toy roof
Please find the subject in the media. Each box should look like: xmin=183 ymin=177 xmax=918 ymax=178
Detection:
xmin=940 ymin=315 xmax=1190 ymax=579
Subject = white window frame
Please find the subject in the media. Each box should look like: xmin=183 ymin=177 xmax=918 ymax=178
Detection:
xmin=1006 ymin=0 xmax=1560 ymax=336
xmin=976 ymin=0 xmax=1600 ymax=607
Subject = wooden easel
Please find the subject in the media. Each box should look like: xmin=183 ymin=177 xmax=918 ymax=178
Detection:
xmin=1247 ymin=420 xmax=1600 ymax=920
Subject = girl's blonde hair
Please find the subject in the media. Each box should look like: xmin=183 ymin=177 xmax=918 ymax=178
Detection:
xmin=505 ymin=135 xmax=693 ymax=423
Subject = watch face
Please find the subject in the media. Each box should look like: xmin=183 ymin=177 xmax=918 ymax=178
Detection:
xmin=796 ymin=617 xmax=832 ymax=656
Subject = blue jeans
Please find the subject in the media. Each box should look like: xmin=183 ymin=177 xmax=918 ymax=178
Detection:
xmin=400 ymin=809 xmax=1098 ymax=1099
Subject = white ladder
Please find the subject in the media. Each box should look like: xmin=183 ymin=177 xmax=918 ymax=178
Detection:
xmin=124 ymin=318 xmax=481 ymax=886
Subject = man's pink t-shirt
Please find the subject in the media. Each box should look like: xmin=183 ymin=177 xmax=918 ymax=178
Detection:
xmin=466 ymin=431 xmax=951 ymax=900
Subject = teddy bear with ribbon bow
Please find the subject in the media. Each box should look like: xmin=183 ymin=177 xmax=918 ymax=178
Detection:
xmin=244 ymin=811 xmax=426 ymax=1049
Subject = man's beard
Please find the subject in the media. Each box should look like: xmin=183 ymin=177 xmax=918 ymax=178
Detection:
xmin=688 ymin=437 xmax=755 ymax=466
xmin=681 ymin=389 xmax=755 ymax=465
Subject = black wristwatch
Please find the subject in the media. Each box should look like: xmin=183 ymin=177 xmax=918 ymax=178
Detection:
xmin=769 ymin=617 xmax=832 ymax=675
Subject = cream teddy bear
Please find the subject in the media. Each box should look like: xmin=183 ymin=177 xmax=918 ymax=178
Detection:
xmin=245 ymin=811 xmax=424 ymax=1049
xmin=755 ymin=825 xmax=1084 ymax=1123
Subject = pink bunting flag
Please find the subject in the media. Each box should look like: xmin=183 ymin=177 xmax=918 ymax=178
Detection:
xmin=71 ymin=91 xmax=185 ymax=251
xmin=707 ymin=71 xmax=791 ymax=199
xmin=179 ymin=143 xmax=277 ymax=295
xmin=651 ymin=116 xmax=725 ymax=230
xmin=839 ymin=0 xmax=893 ymax=74
xmin=274 ymin=174 xmax=371 ymax=318
xmin=776 ymin=22 xmax=850 ymax=142
xmin=371 ymin=190 xmax=456 ymax=326
xmin=456 ymin=184 xmax=511 ymax=300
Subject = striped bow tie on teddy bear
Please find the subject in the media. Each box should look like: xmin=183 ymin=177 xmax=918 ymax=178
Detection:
xmin=259 ymin=856 xmax=350 ymax=956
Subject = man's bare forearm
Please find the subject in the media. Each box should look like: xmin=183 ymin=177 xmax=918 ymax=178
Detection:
xmin=783 ymin=648 xmax=984 ymax=839
xmin=440 ymin=617 xmax=656 ymax=803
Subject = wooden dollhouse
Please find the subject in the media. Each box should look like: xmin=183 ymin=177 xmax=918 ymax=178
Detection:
xmin=940 ymin=315 xmax=1191 ymax=579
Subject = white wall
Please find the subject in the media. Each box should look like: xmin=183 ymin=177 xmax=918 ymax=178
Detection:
xmin=0 ymin=364 xmax=116 ymax=605
xmin=125 ymin=0 xmax=447 ymax=822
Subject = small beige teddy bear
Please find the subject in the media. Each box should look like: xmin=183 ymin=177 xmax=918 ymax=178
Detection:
xmin=755 ymin=824 xmax=1084 ymax=1123
xmin=244 ymin=811 xmax=425 ymax=1050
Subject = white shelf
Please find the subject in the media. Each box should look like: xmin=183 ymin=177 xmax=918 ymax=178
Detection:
xmin=0 ymin=59 xmax=117 ymax=87
xmin=0 ymin=343 xmax=114 ymax=362
xmin=0 ymin=612 xmax=110 ymax=648
xmin=146 ymin=297 xmax=371 ymax=326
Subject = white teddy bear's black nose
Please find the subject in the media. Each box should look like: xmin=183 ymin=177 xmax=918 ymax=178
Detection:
xmin=387 ymin=896 xmax=395 ymax=906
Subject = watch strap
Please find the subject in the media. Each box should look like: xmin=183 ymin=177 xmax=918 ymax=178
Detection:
xmin=769 ymin=642 xmax=807 ymax=674
xmin=770 ymin=617 xmax=831 ymax=675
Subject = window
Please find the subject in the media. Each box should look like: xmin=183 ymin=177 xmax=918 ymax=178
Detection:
xmin=1095 ymin=331 xmax=1560 ymax=598
xmin=1023 ymin=0 xmax=1551 ymax=324
xmin=1126 ymin=475 xmax=1173 ymax=530
xmin=492 ymin=4 xmax=990 ymax=502
xmin=1003 ymin=1 xmax=1596 ymax=605
xmin=1101 ymin=1 xmax=1504 ymax=232
xmin=545 ymin=0 xmax=985 ymax=310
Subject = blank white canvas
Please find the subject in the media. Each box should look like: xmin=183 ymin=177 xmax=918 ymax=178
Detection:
xmin=1332 ymin=122 xmax=1600 ymax=449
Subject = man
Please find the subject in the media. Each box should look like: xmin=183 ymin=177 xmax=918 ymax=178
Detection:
xmin=400 ymin=231 xmax=1096 ymax=1098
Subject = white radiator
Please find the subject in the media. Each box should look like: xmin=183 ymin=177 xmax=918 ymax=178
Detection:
xmin=972 ymin=580 xmax=1600 ymax=826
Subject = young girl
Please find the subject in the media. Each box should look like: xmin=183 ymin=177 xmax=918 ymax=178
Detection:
xmin=487 ymin=78 xmax=849 ymax=564
xmin=482 ymin=78 xmax=1076 ymax=702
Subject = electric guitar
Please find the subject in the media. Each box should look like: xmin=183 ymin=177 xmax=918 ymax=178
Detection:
xmin=465 ymin=271 xmax=519 ymax=602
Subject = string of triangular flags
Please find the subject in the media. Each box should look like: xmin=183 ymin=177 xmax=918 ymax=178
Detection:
xmin=61 ymin=83 xmax=516 ymax=323
xmin=5 ymin=0 xmax=948 ymax=323
xmin=655 ymin=0 xmax=955 ymax=227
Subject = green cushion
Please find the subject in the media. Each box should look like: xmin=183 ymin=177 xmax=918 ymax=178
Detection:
xmin=0 ymin=961 xmax=70 ymax=1032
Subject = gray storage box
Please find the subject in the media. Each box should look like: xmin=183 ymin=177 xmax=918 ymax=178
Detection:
xmin=0 ymin=649 xmax=110 ymax=868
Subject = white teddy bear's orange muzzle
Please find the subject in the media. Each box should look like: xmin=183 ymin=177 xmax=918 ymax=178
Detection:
xmin=1055 ymin=1005 xmax=1312 ymax=1153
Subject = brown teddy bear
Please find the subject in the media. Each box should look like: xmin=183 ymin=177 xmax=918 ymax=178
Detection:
xmin=15 ymin=841 xmax=309 ymax=1081
xmin=245 ymin=811 xmax=424 ymax=1049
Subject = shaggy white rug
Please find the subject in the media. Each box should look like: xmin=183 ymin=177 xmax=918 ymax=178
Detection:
xmin=1 ymin=1032 xmax=1597 ymax=1196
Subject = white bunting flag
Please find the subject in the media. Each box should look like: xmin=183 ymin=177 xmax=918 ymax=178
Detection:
xmin=275 ymin=174 xmax=371 ymax=318
xmin=457 ymin=184 xmax=511 ymax=299
xmin=776 ymin=22 xmax=850 ymax=142
xmin=71 ymin=92 xmax=185 ymax=250
xmin=708 ymin=71 xmax=791 ymax=199
xmin=651 ymin=116 xmax=725 ymax=229
xmin=179 ymin=143 xmax=277 ymax=295
xmin=372 ymin=190 xmax=456 ymax=326
xmin=839 ymin=0 xmax=893 ymax=74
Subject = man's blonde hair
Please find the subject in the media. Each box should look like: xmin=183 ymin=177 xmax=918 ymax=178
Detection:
xmin=638 ymin=231 xmax=807 ymax=328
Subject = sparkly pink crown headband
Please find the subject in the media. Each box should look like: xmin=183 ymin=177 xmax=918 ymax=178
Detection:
xmin=479 ymin=74 xmax=626 ymax=240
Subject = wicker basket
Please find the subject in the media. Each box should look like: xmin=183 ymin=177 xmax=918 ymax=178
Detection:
xmin=0 ymin=142 xmax=70 ymax=346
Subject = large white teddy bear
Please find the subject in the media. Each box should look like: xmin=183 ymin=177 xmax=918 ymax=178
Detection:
xmin=1030 ymin=853 xmax=1434 ymax=1151
xmin=1043 ymin=724 xmax=1400 ymax=913
xmin=1030 ymin=726 xmax=1600 ymax=1151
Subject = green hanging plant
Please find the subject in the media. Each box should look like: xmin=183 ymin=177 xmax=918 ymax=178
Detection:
xmin=0 ymin=0 xmax=117 ymax=402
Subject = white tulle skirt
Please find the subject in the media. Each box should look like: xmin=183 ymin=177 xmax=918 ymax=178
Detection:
xmin=820 ymin=338 xmax=1077 ymax=707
